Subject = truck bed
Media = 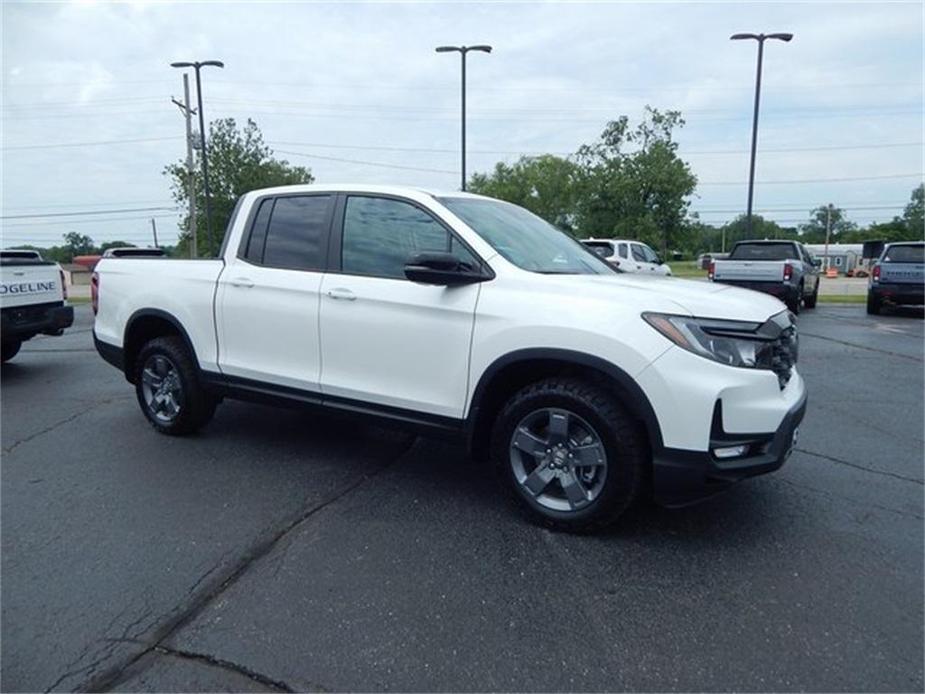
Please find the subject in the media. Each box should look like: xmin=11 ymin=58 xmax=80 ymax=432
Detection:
xmin=92 ymin=258 xmax=225 ymax=372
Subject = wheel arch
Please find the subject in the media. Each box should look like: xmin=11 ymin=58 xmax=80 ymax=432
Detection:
xmin=122 ymin=309 xmax=199 ymax=383
xmin=466 ymin=348 xmax=663 ymax=461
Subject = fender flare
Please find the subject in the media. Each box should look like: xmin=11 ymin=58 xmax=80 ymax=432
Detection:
xmin=466 ymin=348 xmax=664 ymax=454
xmin=122 ymin=308 xmax=199 ymax=380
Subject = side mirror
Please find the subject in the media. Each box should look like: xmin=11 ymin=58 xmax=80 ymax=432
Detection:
xmin=813 ymin=259 xmax=822 ymax=268
xmin=404 ymin=252 xmax=489 ymax=286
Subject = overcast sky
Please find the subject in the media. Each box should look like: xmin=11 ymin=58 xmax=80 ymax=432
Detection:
xmin=2 ymin=0 xmax=922 ymax=248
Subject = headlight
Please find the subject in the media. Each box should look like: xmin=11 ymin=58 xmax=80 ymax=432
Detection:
xmin=642 ymin=312 xmax=775 ymax=368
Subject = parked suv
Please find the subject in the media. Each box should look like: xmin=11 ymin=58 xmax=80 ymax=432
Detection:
xmin=867 ymin=241 xmax=924 ymax=314
xmin=581 ymin=239 xmax=672 ymax=276
xmin=93 ymin=186 xmax=806 ymax=530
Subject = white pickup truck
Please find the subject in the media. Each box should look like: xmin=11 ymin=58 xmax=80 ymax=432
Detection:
xmin=93 ymin=185 xmax=806 ymax=530
xmin=1 ymin=250 xmax=74 ymax=362
xmin=710 ymin=240 xmax=821 ymax=314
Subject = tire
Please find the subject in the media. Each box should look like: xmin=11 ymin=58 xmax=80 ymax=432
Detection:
xmin=804 ymin=283 xmax=818 ymax=309
xmin=786 ymin=289 xmax=801 ymax=315
xmin=134 ymin=336 xmax=217 ymax=435
xmin=2 ymin=340 xmax=22 ymax=363
xmin=491 ymin=377 xmax=647 ymax=532
xmin=867 ymin=293 xmax=881 ymax=315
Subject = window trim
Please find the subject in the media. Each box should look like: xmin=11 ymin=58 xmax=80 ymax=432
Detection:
xmin=235 ymin=192 xmax=336 ymax=272
xmin=328 ymin=192 xmax=493 ymax=282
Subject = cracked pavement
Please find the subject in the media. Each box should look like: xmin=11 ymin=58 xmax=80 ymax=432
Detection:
xmin=2 ymin=305 xmax=922 ymax=692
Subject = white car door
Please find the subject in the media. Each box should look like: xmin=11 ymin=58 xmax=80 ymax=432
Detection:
xmin=630 ymin=243 xmax=654 ymax=273
xmin=216 ymin=193 xmax=334 ymax=390
xmin=319 ymin=194 xmax=483 ymax=419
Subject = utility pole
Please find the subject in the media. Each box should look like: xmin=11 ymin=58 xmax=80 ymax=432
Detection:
xmin=150 ymin=217 xmax=159 ymax=248
xmin=172 ymin=74 xmax=198 ymax=258
xmin=823 ymin=203 xmax=832 ymax=272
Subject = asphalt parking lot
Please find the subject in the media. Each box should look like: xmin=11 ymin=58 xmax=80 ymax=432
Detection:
xmin=2 ymin=304 xmax=923 ymax=692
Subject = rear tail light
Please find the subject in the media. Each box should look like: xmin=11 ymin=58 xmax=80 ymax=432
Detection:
xmin=872 ymin=265 xmax=881 ymax=282
xmin=91 ymin=272 xmax=100 ymax=315
xmin=59 ymin=269 xmax=68 ymax=300
xmin=783 ymin=263 xmax=793 ymax=281
xmin=708 ymin=261 xmax=715 ymax=280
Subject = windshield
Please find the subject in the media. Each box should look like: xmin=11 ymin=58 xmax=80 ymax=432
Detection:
xmin=883 ymin=244 xmax=924 ymax=263
xmin=730 ymin=242 xmax=799 ymax=261
xmin=438 ymin=197 xmax=614 ymax=275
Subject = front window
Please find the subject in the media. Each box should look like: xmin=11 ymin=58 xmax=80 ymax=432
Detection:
xmin=438 ymin=197 xmax=613 ymax=275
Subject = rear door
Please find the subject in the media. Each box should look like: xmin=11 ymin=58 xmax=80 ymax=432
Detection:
xmin=319 ymin=194 xmax=482 ymax=419
xmin=879 ymin=244 xmax=925 ymax=284
xmin=215 ymin=193 xmax=334 ymax=390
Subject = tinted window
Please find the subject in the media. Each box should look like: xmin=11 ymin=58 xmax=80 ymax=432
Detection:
xmin=243 ymin=198 xmax=273 ymax=263
xmin=631 ymin=244 xmax=647 ymax=262
xmin=730 ymin=242 xmax=799 ymax=261
xmin=618 ymin=243 xmax=628 ymax=259
xmin=884 ymin=244 xmax=924 ymax=263
xmin=262 ymin=195 xmax=331 ymax=270
xmin=584 ymin=241 xmax=614 ymax=258
xmin=640 ymin=244 xmax=660 ymax=263
xmin=342 ymin=196 xmax=478 ymax=279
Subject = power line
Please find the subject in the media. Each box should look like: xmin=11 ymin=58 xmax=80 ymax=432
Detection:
xmin=2 ymin=199 xmax=175 ymax=211
xmin=699 ymin=173 xmax=923 ymax=185
xmin=1 ymin=136 xmax=182 ymax=151
xmin=274 ymin=149 xmax=457 ymax=175
xmin=2 ymin=213 xmax=179 ymax=231
xmin=1 ymin=206 xmax=177 ymax=221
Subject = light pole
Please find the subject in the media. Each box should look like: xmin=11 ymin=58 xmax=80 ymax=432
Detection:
xmin=170 ymin=59 xmax=224 ymax=256
xmin=435 ymin=44 xmax=492 ymax=191
xmin=730 ymin=32 xmax=792 ymax=236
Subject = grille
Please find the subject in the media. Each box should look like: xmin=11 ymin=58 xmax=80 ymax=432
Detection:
xmin=770 ymin=325 xmax=798 ymax=389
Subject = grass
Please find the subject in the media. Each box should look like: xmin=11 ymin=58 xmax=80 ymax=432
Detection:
xmin=669 ymin=260 xmax=707 ymax=278
xmin=817 ymin=294 xmax=866 ymax=304
xmin=67 ymin=296 xmax=91 ymax=305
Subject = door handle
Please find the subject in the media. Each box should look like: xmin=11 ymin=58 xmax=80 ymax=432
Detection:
xmin=327 ymin=288 xmax=356 ymax=301
xmin=230 ymin=277 xmax=255 ymax=288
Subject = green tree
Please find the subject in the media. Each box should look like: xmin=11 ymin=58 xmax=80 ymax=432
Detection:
xmin=717 ymin=214 xmax=794 ymax=250
xmin=59 ymin=232 xmax=96 ymax=262
xmin=799 ymin=205 xmax=857 ymax=243
xmin=574 ymin=107 xmax=697 ymax=256
xmin=468 ymin=155 xmax=580 ymax=231
xmin=165 ymin=118 xmax=314 ymax=257
xmin=902 ymin=183 xmax=924 ymax=238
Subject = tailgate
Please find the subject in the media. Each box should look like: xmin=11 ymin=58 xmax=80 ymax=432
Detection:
xmin=713 ymin=260 xmax=784 ymax=282
xmin=0 ymin=264 xmax=64 ymax=309
xmin=879 ymin=263 xmax=924 ymax=285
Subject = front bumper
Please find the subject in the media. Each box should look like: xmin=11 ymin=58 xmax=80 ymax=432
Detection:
xmin=869 ymin=283 xmax=924 ymax=306
xmin=1 ymin=302 xmax=74 ymax=341
xmin=652 ymin=388 xmax=807 ymax=506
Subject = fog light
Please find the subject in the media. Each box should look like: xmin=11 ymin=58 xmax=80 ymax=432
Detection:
xmin=713 ymin=444 xmax=748 ymax=459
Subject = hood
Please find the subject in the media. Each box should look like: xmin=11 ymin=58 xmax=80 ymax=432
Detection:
xmin=557 ymin=274 xmax=787 ymax=323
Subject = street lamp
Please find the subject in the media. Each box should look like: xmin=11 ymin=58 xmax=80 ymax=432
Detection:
xmin=170 ymin=59 xmax=224 ymax=256
xmin=435 ymin=45 xmax=492 ymax=191
xmin=730 ymin=32 xmax=793 ymax=236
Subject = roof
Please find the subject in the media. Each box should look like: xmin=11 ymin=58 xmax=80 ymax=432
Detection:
xmin=243 ymin=183 xmax=488 ymax=202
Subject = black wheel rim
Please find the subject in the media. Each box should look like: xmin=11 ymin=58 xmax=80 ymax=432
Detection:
xmin=141 ymin=354 xmax=182 ymax=424
xmin=509 ymin=407 xmax=608 ymax=512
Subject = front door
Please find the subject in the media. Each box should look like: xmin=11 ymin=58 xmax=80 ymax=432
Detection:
xmin=319 ymin=194 xmax=483 ymax=419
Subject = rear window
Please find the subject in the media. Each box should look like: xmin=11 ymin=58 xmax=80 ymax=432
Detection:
xmin=584 ymin=242 xmax=614 ymax=258
xmin=883 ymin=245 xmax=924 ymax=263
xmin=730 ymin=243 xmax=799 ymax=261
xmin=0 ymin=251 xmax=51 ymax=266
